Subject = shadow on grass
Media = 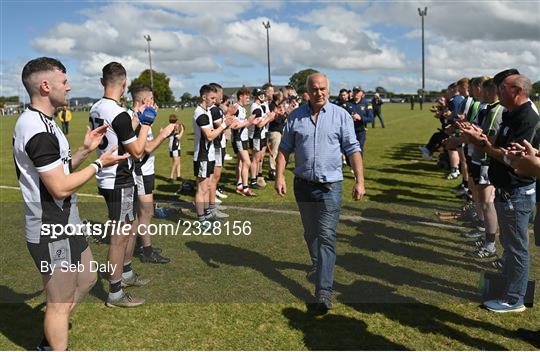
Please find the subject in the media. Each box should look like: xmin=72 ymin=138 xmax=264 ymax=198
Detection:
xmin=282 ymin=306 xmax=408 ymax=350
xmin=340 ymin=219 xmax=483 ymax=273
xmin=383 ymin=142 xmax=427 ymax=162
xmin=0 ymin=286 xmax=44 ymax=350
xmin=186 ymin=241 xmax=313 ymax=301
xmin=340 ymin=281 xmax=512 ymax=350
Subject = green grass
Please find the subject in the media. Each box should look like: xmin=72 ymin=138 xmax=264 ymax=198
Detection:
xmin=1 ymin=104 xmax=539 ymax=350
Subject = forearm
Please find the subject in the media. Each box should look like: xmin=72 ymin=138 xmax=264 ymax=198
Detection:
xmin=145 ymin=135 xmax=166 ymax=154
xmin=481 ymin=140 xmax=506 ymax=163
xmin=42 ymin=166 xmax=97 ymax=199
xmin=71 ymin=146 xmax=92 ymax=170
xmin=129 ymin=125 xmax=150 ymax=158
xmin=276 ymin=150 xmax=289 ymax=178
xmin=348 ymin=151 xmax=364 ymax=184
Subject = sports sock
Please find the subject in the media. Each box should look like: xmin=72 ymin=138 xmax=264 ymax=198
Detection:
xmin=485 ymin=233 xmax=496 ymax=251
xmin=109 ymin=279 xmax=122 ymax=299
xmin=251 ymin=177 xmax=257 ymax=184
xmin=122 ymin=261 xmax=133 ymax=280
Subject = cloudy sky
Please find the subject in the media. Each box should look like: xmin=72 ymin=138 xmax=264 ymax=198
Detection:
xmin=1 ymin=1 xmax=539 ymax=100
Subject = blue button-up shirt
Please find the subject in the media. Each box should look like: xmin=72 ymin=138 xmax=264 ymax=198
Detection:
xmin=279 ymin=100 xmax=361 ymax=183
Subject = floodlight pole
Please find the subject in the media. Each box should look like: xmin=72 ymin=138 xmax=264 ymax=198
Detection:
xmin=262 ymin=21 xmax=271 ymax=84
xmin=144 ymin=34 xmax=154 ymax=90
xmin=418 ymin=7 xmax=427 ymax=93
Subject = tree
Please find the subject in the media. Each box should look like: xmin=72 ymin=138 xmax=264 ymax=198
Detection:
xmin=179 ymin=92 xmax=192 ymax=105
xmin=288 ymin=68 xmax=319 ymax=95
xmin=533 ymin=81 xmax=540 ymax=96
xmin=128 ymin=69 xmax=174 ymax=105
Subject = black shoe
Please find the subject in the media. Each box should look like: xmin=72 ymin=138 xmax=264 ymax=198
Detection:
xmin=167 ymin=178 xmax=173 ymax=183
xmin=251 ymin=183 xmax=264 ymax=190
xmin=516 ymin=328 xmax=540 ymax=348
xmin=139 ymin=250 xmax=170 ymax=264
xmin=133 ymin=245 xmax=143 ymax=256
xmin=153 ymin=247 xmax=162 ymax=254
xmin=268 ymin=169 xmax=276 ymax=181
xmin=308 ymin=291 xmax=333 ymax=316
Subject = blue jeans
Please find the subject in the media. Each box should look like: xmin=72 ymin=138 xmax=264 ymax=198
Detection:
xmin=372 ymin=111 xmax=385 ymax=128
xmin=494 ymin=183 xmax=535 ymax=302
xmin=293 ymin=177 xmax=342 ymax=295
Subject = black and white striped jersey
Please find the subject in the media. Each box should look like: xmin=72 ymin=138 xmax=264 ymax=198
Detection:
xmin=129 ymin=110 xmax=155 ymax=177
xmin=13 ymin=107 xmax=81 ymax=244
xmin=210 ymin=105 xmax=226 ymax=149
xmin=232 ymin=104 xmax=249 ymax=142
xmin=89 ymin=97 xmax=136 ymax=189
xmin=192 ymin=105 xmax=215 ymax=162
xmin=168 ymin=133 xmax=180 ymax=152
xmin=248 ymin=102 xmax=264 ymax=139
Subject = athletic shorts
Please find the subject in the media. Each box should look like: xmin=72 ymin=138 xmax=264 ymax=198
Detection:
xmin=250 ymin=137 xmax=267 ymax=152
xmin=135 ymin=174 xmax=155 ymax=196
xmin=233 ymin=140 xmax=249 ymax=154
xmin=169 ymin=150 xmax=181 ymax=158
xmin=194 ymin=160 xmax=215 ymax=178
xmin=27 ymin=236 xmax=88 ymax=275
xmin=214 ymin=147 xmax=225 ymax=167
xmin=470 ymin=163 xmax=491 ymax=185
xmin=98 ymin=186 xmax=137 ymax=222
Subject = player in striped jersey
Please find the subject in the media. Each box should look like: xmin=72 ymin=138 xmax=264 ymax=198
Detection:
xmin=90 ymin=62 xmax=156 ymax=308
xmin=193 ymin=85 xmax=234 ymax=222
xmin=249 ymin=88 xmax=275 ymax=190
xmin=231 ymin=87 xmax=256 ymax=196
xmin=129 ymin=86 xmax=176 ymax=264
xmin=13 ymin=57 xmax=127 ymax=350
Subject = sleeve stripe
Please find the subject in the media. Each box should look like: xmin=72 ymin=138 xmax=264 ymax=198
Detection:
xmin=36 ymin=159 xmax=62 ymax=173
xmin=122 ymin=136 xmax=137 ymax=145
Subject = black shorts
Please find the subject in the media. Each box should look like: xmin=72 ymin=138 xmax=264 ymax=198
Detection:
xmin=169 ymin=149 xmax=181 ymax=158
xmin=98 ymin=186 xmax=137 ymax=222
xmin=250 ymin=137 xmax=267 ymax=152
xmin=470 ymin=163 xmax=491 ymax=185
xmin=233 ymin=140 xmax=249 ymax=154
xmin=194 ymin=160 xmax=215 ymax=178
xmin=27 ymin=236 xmax=88 ymax=275
xmin=214 ymin=147 xmax=226 ymax=167
xmin=135 ymin=174 xmax=155 ymax=196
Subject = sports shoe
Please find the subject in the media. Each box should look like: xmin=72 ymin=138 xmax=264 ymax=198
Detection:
xmin=257 ymin=176 xmax=267 ymax=188
xmin=484 ymin=299 xmax=526 ymax=313
xmin=236 ymin=185 xmax=245 ymax=195
xmin=218 ymin=205 xmax=228 ymax=211
xmin=311 ymin=291 xmax=333 ymax=315
xmin=224 ymin=153 xmax=233 ymax=161
xmin=251 ymin=183 xmax=264 ymax=190
xmin=268 ymin=169 xmax=276 ymax=181
xmin=214 ymin=197 xmax=223 ymax=204
xmin=453 ymin=185 xmax=469 ymax=195
xmin=467 ymin=247 xmax=496 ymax=259
xmin=106 ymin=292 xmax=145 ymax=308
xmin=139 ymin=250 xmax=170 ymax=264
xmin=474 ymin=239 xmax=485 ymax=248
xmin=516 ymin=328 xmax=540 ymax=348
xmin=121 ymin=273 xmax=150 ymax=288
xmin=461 ymin=230 xmax=484 ymax=239
xmin=216 ymin=188 xmax=228 ymax=199
xmin=446 ymin=169 xmax=460 ymax=179
xmin=418 ymin=146 xmax=432 ymax=160
xmin=211 ymin=208 xmax=229 ymax=219
xmin=491 ymin=258 xmax=504 ymax=270
xmin=243 ymin=188 xmax=257 ymax=197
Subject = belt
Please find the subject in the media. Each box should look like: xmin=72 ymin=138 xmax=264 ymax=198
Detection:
xmin=295 ymin=177 xmax=333 ymax=190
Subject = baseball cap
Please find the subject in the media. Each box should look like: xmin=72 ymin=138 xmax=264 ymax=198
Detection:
xmin=352 ymin=86 xmax=363 ymax=92
xmin=493 ymin=68 xmax=520 ymax=86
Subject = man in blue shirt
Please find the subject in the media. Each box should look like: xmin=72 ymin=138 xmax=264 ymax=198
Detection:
xmin=346 ymin=87 xmax=373 ymax=154
xmin=275 ymin=72 xmax=366 ymax=314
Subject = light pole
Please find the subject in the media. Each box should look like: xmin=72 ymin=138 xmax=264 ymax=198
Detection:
xmin=262 ymin=20 xmax=271 ymax=84
xmin=418 ymin=7 xmax=427 ymax=94
xmin=144 ymin=34 xmax=154 ymax=90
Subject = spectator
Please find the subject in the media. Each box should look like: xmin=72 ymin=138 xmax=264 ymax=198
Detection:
xmin=410 ymin=95 xmax=415 ymax=110
xmin=460 ymin=70 xmax=540 ymax=313
xmin=58 ymin=105 xmax=71 ymax=134
xmin=371 ymin=92 xmax=385 ymax=128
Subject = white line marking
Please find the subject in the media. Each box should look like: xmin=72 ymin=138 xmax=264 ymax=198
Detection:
xmin=1 ymin=185 xmax=467 ymax=231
